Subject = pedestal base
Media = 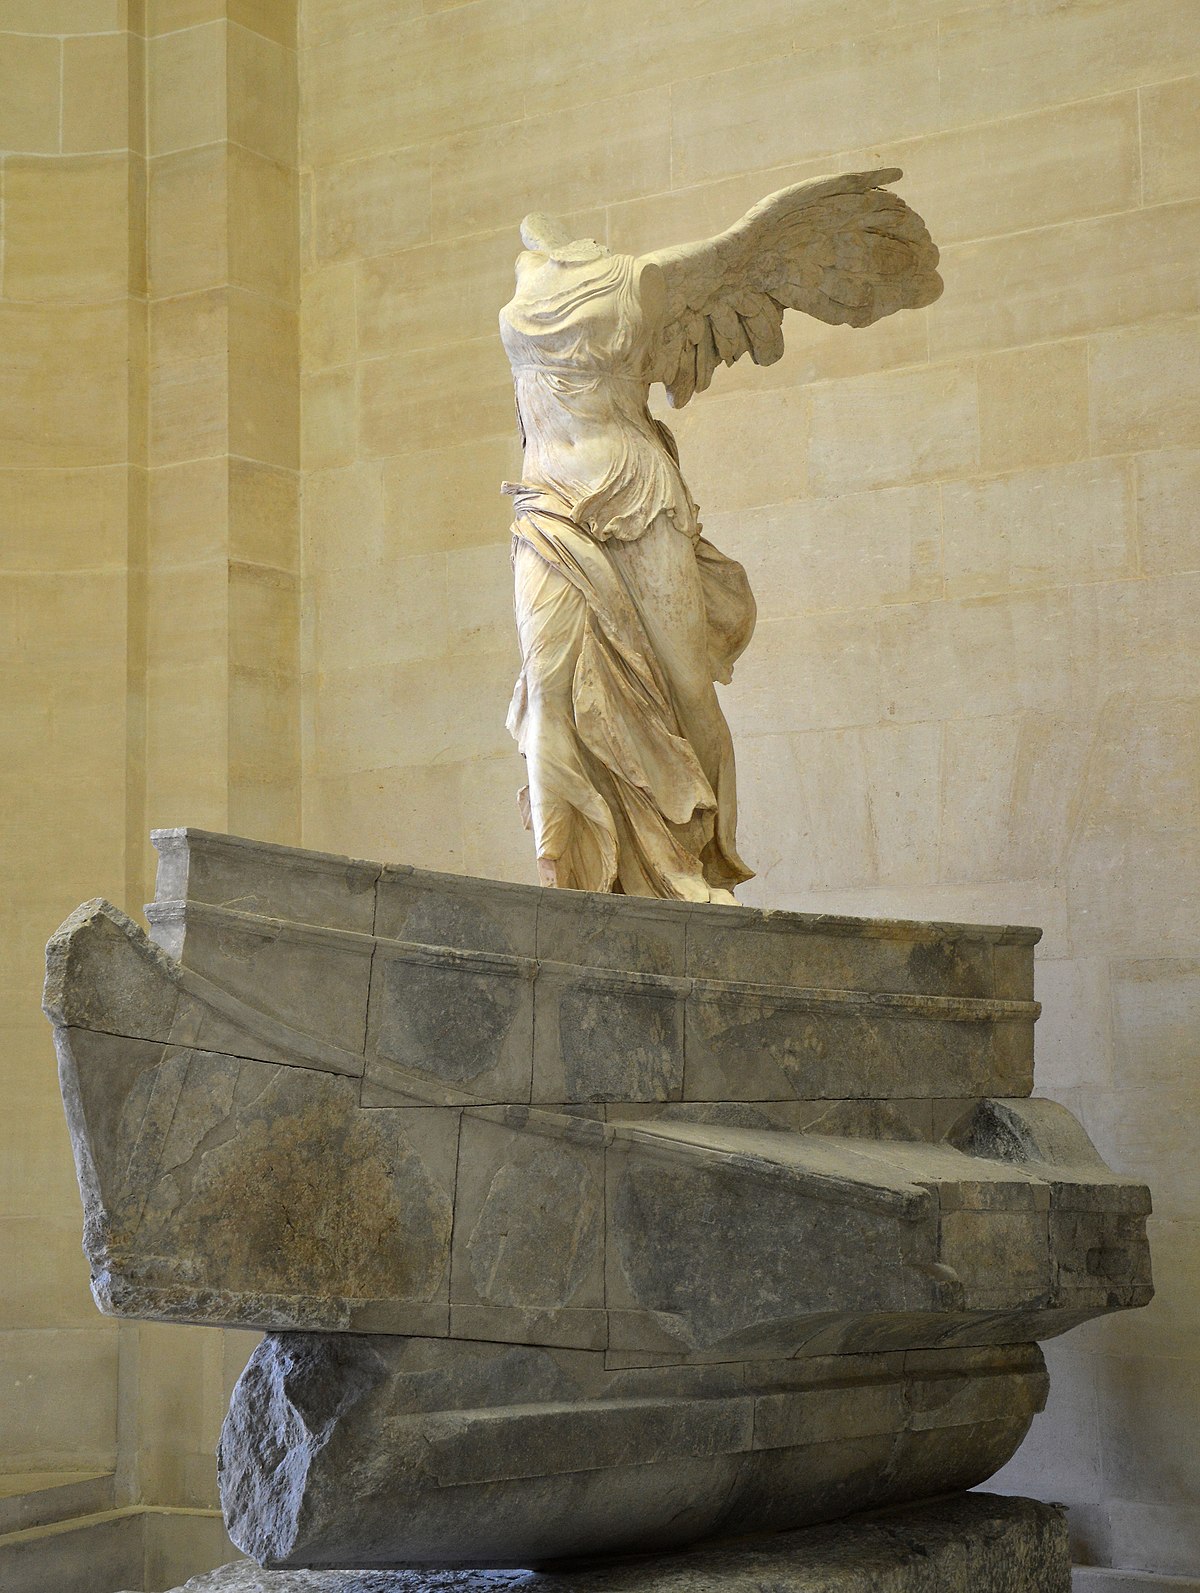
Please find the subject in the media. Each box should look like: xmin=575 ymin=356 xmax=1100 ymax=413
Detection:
xmin=151 ymin=1493 xmax=1069 ymax=1593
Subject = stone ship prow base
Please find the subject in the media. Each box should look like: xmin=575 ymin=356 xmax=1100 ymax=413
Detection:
xmin=44 ymin=829 xmax=1151 ymax=1569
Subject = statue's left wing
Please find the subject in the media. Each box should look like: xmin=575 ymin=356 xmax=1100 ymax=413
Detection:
xmin=643 ymin=168 xmax=942 ymax=408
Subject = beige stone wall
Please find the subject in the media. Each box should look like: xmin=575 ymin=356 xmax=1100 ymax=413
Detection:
xmin=0 ymin=0 xmax=138 ymax=1480
xmin=298 ymin=0 xmax=1200 ymax=1577
xmin=0 ymin=0 xmax=298 ymax=1526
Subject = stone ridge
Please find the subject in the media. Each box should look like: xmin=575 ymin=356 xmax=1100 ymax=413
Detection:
xmin=142 ymin=1492 xmax=1070 ymax=1591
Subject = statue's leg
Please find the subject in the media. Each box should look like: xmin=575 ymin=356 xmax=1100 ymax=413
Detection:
xmin=513 ymin=539 xmax=608 ymax=889
xmin=610 ymin=515 xmax=740 ymax=864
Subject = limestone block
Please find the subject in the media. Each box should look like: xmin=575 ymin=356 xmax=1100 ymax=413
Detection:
xmin=149 ymin=22 xmax=226 ymax=156
xmin=309 ymin=148 xmax=430 ymax=266
xmin=671 ymin=25 xmax=939 ymax=188
xmin=300 ymin=265 xmax=355 ymax=373
xmin=148 ymin=147 xmax=230 ymax=299
xmin=148 ymin=0 xmax=224 ymax=34
xmin=0 ymin=32 xmax=61 ymax=154
xmin=151 ymin=290 xmax=230 ymax=370
xmin=303 ymin=465 xmax=386 ymax=572
xmin=228 ymin=22 xmax=296 ymax=168
xmin=309 ymin=554 xmax=447 ymax=670
xmin=523 ymin=0 xmax=793 ymax=119
xmin=808 ymin=362 xmax=978 ymax=495
xmin=229 ymin=561 xmax=297 ymax=677
xmin=358 ymin=336 xmax=520 ymax=459
xmin=0 ymin=1216 xmax=100 ymax=1329
xmin=149 ymin=354 xmax=228 ymax=468
xmin=381 ymin=436 xmax=521 ymax=557
xmin=0 ymin=467 xmax=126 ymax=573
xmin=878 ymin=590 xmax=1074 ymax=724
xmin=301 ymin=368 xmax=356 ymax=471
xmin=230 ymin=459 xmax=299 ymax=572
xmin=938 ymin=0 xmax=1200 ymax=126
xmin=1 ymin=156 xmax=129 ymax=302
xmin=301 ymin=5 xmax=523 ymax=168
xmin=304 ymin=766 xmax=467 ymax=882
xmin=445 ymin=543 xmax=517 ymax=659
xmin=229 ymin=150 xmax=299 ymax=304
xmin=900 ymin=94 xmax=1140 ymax=248
xmin=0 ymin=1327 xmax=118 ymax=1469
xmin=229 ymin=0 xmax=294 ymax=48
xmin=728 ymin=611 xmax=884 ymax=736
xmin=1136 ymin=449 xmax=1200 ymax=577
xmin=0 ymin=303 xmax=128 ymax=468
xmin=976 ymin=341 xmax=1091 ymax=475
xmin=720 ymin=484 xmax=943 ymax=620
xmin=431 ymin=90 xmax=671 ymax=240
xmin=1141 ymin=76 xmax=1200 ymax=206
xmin=932 ymin=204 xmax=1200 ymax=358
xmin=659 ymin=389 xmax=809 ymax=515
xmin=357 ymin=225 xmax=576 ymax=357
xmin=1112 ymin=959 xmax=1200 ymax=1090
xmin=1089 ymin=317 xmax=1200 ymax=453
xmin=62 ymin=32 xmax=130 ymax=154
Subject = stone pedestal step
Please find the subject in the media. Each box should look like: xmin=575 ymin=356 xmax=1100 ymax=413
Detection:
xmin=140 ymin=1492 xmax=1070 ymax=1592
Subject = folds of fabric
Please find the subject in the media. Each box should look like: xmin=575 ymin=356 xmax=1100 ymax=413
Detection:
xmin=506 ymin=486 xmax=755 ymax=900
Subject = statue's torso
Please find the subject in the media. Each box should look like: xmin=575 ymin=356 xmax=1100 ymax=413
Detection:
xmin=500 ymin=252 xmax=695 ymax=542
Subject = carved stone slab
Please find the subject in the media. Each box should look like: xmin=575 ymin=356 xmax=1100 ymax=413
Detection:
xmin=143 ymin=1492 xmax=1069 ymax=1591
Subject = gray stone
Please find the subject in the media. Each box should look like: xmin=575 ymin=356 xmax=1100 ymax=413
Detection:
xmin=152 ymin=1493 xmax=1070 ymax=1590
xmin=217 ymin=1337 xmax=1049 ymax=1571
xmin=43 ymin=830 xmax=1153 ymax=1567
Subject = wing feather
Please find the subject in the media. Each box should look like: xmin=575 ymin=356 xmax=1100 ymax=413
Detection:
xmin=644 ymin=168 xmax=941 ymax=407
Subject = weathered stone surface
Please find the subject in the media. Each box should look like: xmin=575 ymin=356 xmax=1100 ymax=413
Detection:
xmin=45 ymin=830 xmax=1152 ymax=1567
xmin=44 ymin=831 xmax=1151 ymax=1352
xmin=218 ymin=1336 xmax=1048 ymax=1571
xmin=156 ymin=1493 xmax=1070 ymax=1589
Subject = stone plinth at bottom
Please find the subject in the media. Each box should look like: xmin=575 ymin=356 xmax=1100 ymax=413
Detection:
xmin=146 ymin=1494 xmax=1069 ymax=1593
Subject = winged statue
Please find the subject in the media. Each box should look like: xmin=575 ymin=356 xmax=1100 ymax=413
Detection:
xmin=499 ymin=168 xmax=942 ymax=901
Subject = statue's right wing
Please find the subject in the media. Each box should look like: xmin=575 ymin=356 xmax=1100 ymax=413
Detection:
xmin=643 ymin=168 xmax=942 ymax=408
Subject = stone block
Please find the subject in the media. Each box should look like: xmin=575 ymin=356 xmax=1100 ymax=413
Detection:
xmin=301 ymin=3 xmax=523 ymax=168
xmin=449 ymin=1110 xmax=607 ymax=1321
xmin=939 ymin=0 xmax=1200 ymax=125
xmin=533 ymin=963 xmax=685 ymax=1104
xmin=976 ymin=340 xmax=1091 ymax=475
xmin=1141 ymin=76 xmax=1200 ymax=206
xmin=365 ymin=942 xmax=534 ymax=1101
xmin=228 ymin=22 xmax=296 ymax=168
xmin=309 ymin=148 xmax=431 ymax=266
xmin=932 ymin=204 xmax=1200 ymax=359
xmin=0 ymin=32 xmax=61 ymax=154
xmin=1 ymin=156 xmax=129 ymax=303
xmin=1089 ymin=317 xmax=1200 ymax=453
xmin=148 ymin=21 xmax=226 ymax=156
xmin=808 ymin=361 xmax=978 ymax=495
xmin=431 ymin=89 xmax=670 ymax=240
xmin=671 ymin=25 xmax=940 ymax=187
xmin=148 ymin=147 xmax=229 ymax=299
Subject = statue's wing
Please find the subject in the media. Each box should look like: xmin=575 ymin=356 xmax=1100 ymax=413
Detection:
xmin=643 ymin=168 xmax=942 ymax=408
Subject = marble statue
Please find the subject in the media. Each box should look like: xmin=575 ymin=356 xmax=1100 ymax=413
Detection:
xmin=501 ymin=168 xmax=942 ymax=901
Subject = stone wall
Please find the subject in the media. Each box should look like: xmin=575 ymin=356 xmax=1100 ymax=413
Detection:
xmin=0 ymin=0 xmax=134 ymax=1483
xmin=0 ymin=0 xmax=298 ymax=1536
xmin=297 ymin=0 xmax=1200 ymax=1578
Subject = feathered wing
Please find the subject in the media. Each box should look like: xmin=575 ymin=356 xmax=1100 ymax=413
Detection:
xmin=643 ymin=168 xmax=942 ymax=408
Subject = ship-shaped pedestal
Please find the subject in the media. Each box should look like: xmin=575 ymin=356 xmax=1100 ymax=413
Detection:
xmin=44 ymin=830 xmax=1152 ymax=1570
